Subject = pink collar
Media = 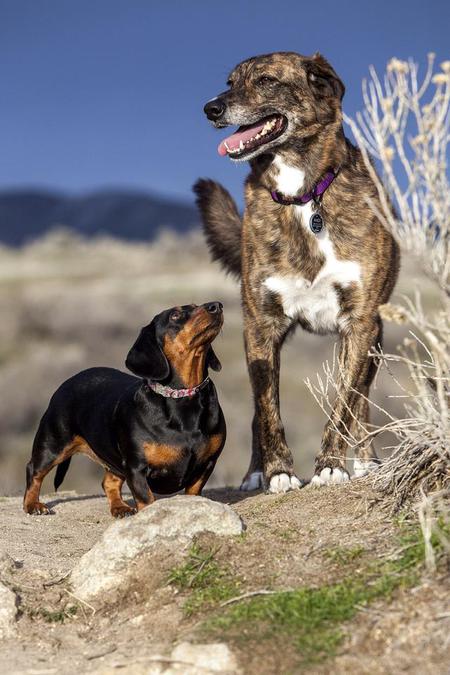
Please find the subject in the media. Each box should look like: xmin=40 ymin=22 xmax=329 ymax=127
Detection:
xmin=147 ymin=377 xmax=210 ymax=399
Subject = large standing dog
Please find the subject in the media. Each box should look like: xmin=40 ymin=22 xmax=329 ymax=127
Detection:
xmin=194 ymin=52 xmax=399 ymax=493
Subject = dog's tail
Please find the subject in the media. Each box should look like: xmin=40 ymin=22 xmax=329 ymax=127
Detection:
xmin=54 ymin=458 xmax=71 ymax=491
xmin=193 ymin=179 xmax=242 ymax=278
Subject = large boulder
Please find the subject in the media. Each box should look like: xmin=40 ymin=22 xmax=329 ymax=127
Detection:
xmin=0 ymin=582 xmax=17 ymax=639
xmin=70 ymin=495 xmax=244 ymax=601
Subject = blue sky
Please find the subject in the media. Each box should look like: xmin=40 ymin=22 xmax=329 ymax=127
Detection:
xmin=0 ymin=0 xmax=449 ymax=204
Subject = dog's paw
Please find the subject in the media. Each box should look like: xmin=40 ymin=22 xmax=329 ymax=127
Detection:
xmin=353 ymin=458 xmax=380 ymax=478
xmin=25 ymin=501 xmax=51 ymax=515
xmin=310 ymin=467 xmax=350 ymax=487
xmin=111 ymin=504 xmax=137 ymax=518
xmin=268 ymin=473 xmax=303 ymax=494
xmin=240 ymin=471 xmax=264 ymax=491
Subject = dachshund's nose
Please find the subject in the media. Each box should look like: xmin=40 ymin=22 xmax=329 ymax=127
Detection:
xmin=204 ymin=98 xmax=226 ymax=121
xmin=205 ymin=301 xmax=223 ymax=314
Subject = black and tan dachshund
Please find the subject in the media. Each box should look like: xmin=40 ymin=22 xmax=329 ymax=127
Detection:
xmin=23 ymin=302 xmax=225 ymax=517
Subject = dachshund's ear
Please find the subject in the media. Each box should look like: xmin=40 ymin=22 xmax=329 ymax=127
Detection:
xmin=125 ymin=321 xmax=170 ymax=380
xmin=207 ymin=346 xmax=222 ymax=372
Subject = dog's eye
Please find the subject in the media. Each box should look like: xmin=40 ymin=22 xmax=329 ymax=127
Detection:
xmin=257 ymin=76 xmax=277 ymax=86
xmin=170 ymin=311 xmax=182 ymax=322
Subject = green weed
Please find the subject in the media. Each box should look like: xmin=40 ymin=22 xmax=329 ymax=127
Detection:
xmin=206 ymin=523 xmax=446 ymax=667
xmin=168 ymin=544 xmax=240 ymax=616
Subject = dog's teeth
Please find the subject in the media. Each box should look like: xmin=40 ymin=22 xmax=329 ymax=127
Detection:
xmin=239 ymin=140 xmax=244 ymax=150
xmin=224 ymin=142 xmax=232 ymax=153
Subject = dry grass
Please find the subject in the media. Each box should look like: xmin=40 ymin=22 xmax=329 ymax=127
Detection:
xmin=312 ymin=55 xmax=450 ymax=515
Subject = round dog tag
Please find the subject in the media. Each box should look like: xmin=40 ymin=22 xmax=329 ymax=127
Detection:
xmin=309 ymin=212 xmax=324 ymax=234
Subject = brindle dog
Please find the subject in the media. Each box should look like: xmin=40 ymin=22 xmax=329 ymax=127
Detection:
xmin=194 ymin=51 xmax=399 ymax=493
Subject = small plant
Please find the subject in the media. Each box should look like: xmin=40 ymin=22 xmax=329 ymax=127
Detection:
xmin=277 ymin=527 xmax=298 ymax=541
xmin=323 ymin=545 xmax=366 ymax=565
xmin=206 ymin=523 xmax=447 ymax=667
xmin=28 ymin=605 xmax=78 ymax=623
xmin=168 ymin=544 xmax=240 ymax=616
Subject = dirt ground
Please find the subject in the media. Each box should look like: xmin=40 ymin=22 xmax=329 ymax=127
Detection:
xmin=0 ymin=485 xmax=448 ymax=675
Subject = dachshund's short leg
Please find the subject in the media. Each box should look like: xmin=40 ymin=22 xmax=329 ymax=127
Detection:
xmin=102 ymin=471 xmax=136 ymax=518
xmin=126 ymin=466 xmax=155 ymax=512
xmin=24 ymin=422 xmax=87 ymax=514
xmin=24 ymin=458 xmax=54 ymax=515
xmin=24 ymin=418 xmax=65 ymax=515
xmin=185 ymin=459 xmax=217 ymax=496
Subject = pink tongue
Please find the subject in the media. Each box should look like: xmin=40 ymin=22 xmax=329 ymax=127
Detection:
xmin=218 ymin=120 xmax=267 ymax=156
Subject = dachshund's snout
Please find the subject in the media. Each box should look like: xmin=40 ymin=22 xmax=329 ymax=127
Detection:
xmin=204 ymin=98 xmax=226 ymax=121
xmin=204 ymin=301 xmax=223 ymax=315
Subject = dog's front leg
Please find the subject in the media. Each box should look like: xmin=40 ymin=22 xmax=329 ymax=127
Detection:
xmin=126 ymin=466 xmax=155 ymax=511
xmin=243 ymin=312 xmax=302 ymax=494
xmin=240 ymin=413 xmax=264 ymax=490
xmin=312 ymin=318 xmax=382 ymax=486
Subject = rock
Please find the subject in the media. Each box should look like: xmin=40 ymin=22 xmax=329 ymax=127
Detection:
xmin=167 ymin=642 xmax=239 ymax=673
xmin=71 ymin=495 xmax=244 ymax=601
xmin=0 ymin=582 xmax=17 ymax=639
xmin=92 ymin=643 xmax=239 ymax=674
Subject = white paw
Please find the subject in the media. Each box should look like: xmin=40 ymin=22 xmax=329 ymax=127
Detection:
xmin=310 ymin=467 xmax=350 ymax=487
xmin=240 ymin=471 xmax=264 ymax=491
xmin=353 ymin=458 xmax=379 ymax=478
xmin=268 ymin=473 xmax=302 ymax=494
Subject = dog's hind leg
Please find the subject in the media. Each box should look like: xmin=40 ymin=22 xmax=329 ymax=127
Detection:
xmin=312 ymin=317 xmax=382 ymax=487
xmin=24 ymin=414 xmax=91 ymax=514
xmin=350 ymin=395 xmax=380 ymax=477
xmin=24 ymin=414 xmax=64 ymax=514
xmin=102 ymin=471 xmax=136 ymax=518
xmin=350 ymin=319 xmax=383 ymax=477
xmin=24 ymin=460 xmax=54 ymax=515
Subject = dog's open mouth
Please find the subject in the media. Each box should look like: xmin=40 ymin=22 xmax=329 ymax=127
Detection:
xmin=218 ymin=114 xmax=287 ymax=158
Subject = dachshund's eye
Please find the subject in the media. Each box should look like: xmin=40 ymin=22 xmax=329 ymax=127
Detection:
xmin=170 ymin=311 xmax=182 ymax=322
xmin=257 ymin=75 xmax=277 ymax=86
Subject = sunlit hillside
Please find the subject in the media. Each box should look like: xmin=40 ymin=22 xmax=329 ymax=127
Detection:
xmin=0 ymin=228 xmax=436 ymax=495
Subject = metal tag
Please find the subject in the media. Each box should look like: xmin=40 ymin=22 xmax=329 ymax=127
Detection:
xmin=309 ymin=212 xmax=324 ymax=234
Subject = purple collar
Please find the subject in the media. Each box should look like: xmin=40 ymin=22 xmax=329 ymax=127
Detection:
xmin=147 ymin=377 xmax=210 ymax=399
xmin=271 ymin=170 xmax=336 ymax=206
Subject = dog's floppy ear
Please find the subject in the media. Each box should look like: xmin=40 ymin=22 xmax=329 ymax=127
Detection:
xmin=125 ymin=320 xmax=170 ymax=381
xmin=207 ymin=346 xmax=222 ymax=372
xmin=307 ymin=53 xmax=345 ymax=101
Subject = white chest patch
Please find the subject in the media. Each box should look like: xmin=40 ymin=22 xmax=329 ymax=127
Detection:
xmin=265 ymin=157 xmax=361 ymax=334
xmin=272 ymin=155 xmax=306 ymax=196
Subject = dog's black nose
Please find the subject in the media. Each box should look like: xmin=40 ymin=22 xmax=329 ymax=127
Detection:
xmin=205 ymin=301 xmax=223 ymax=314
xmin=204 ymin=98 xmax=226 ymax=121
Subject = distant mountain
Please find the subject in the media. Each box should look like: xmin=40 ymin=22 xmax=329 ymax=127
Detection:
xmin=0 ymin=188 xmax=200 ymax=246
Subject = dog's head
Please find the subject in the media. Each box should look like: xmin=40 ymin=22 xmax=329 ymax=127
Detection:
xmin=125 ymin=302 xmax=223 ymax=381
xmin=203 ymin=51 xmax=344 ymax=162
